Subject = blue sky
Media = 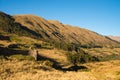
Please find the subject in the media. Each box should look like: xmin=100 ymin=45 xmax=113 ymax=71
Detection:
xmin=0 ymin=0 xmax=120 ymax=36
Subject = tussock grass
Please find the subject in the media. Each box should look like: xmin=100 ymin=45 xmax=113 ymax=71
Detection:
xmin=0 ymin=57 xmax=120 ymax=80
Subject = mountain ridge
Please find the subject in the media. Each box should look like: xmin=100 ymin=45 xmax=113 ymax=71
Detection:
xmin=13 ymin=14 xmax=120 ymax=48
xmin=108 ymin=36 xmax=120 ymax=42
xmin=0 ymin=11 xmax=120 ymax=49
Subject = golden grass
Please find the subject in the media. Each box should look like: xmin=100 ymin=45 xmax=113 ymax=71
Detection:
xmin=13 ymin=15 xmax=119 ymax=46
xmin=0 ymin=40 xmax=10 ymax=47
xmin=84 ymin=48 xmax=120 ymax=56
xmin=38 ymin=49 xmax=67 ymax=63
xmin=0 ymin=57 xmax=120 ymax=80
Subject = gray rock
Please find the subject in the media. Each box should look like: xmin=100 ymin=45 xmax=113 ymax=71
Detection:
xmin=28 ymin=49 xmax=38 ymax=61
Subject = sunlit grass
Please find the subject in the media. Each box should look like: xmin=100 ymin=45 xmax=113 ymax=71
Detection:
xmin=0 ymin=57 xmax=120 ymax=80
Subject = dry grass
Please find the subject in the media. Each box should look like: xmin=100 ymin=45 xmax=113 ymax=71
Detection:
xmin=84 ymin=48 xmax=120 ymax=56
xmin=38 ymin=49 xmax=67 ymax=63
xmin=13 ymin=15 xmax=119 ymax=46
xmin=9 ymin=35 xmax=43 ymax=45
xmin=0 ymin=34 xmax=47 ymax=50
xmin=0 ymin=40 xmax=10 ymax=47
xmin=84 ymin=60 xmax=120 ymax=80
xmin=0 ymin=57 xmax=120 ymax=80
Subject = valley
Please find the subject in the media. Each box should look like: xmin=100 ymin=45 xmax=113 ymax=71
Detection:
xmin=0 ymin=11 xmax=120 ymax=80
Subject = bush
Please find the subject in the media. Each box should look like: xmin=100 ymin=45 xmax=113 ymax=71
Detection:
xmin=67 ymin=51 xmax=80 ymax=66
xmin=67 ymin=49 xmax=99 ymax=66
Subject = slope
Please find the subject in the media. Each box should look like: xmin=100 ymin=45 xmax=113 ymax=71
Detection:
xmin=13 ymin=15 xmax=120 ymax=48
xmin=0 ymin=11 xmax=42 ymax=39
xmin=108 ymin=36 xmax=120 ymax=42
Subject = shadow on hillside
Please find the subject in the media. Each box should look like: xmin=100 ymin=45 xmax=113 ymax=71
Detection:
xmin=37 ymin=54 xmax=62 ymax=70
xmin=0 ymin=47 xmax=28 ymax=56
xmin=37 ymin=54 xmax=88 ymax=72
xmin=0 ymin=47 xmax=88 ymax=71
xmin=62 ymin=65 xmax=88 ymax=72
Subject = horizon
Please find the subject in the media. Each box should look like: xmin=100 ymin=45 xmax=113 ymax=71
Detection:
xmin=0 ymin=0 xmax=120 ymax=36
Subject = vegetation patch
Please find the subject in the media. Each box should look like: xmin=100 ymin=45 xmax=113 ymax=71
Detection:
xmin=10 ymin=35 xmax=21 ymax=42
xmin=9 ymin=54 xmax=34 ymax=60
xmin=66 ymin=49 xmax=99 ymax=66
xmin=8 ymin=43 xmax=28 ymax=49
xmin=99 ymin=54 xmax=120 ymax=61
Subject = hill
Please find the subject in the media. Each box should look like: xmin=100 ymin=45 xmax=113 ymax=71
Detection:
xmin=0 ymin=11 xmax=120 ymax=80
xmin=0 ymin=11 xmax=119 ymax=50
xmin=0 ymin=11 xmax=120 ymax=57
xmin=13 ymin=14 xmax=120 ymax=49
xmin=0 ymin=11 xmax=42 ymax=39
xmin=108 ymin=36 xmax=120 ymax=42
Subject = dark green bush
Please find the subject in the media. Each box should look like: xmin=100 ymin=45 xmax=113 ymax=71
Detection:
xmin=67 ymin=49 xmax=99 ymax=66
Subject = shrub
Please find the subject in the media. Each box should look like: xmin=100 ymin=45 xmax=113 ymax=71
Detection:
xmin=67 ymin=51 xmax=80 ymax=66
xmin=67 ymin=48 xmax=99 ymax=66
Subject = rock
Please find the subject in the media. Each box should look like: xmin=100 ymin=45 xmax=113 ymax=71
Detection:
xmin=28 ymin=49 xmax=38 ymax=61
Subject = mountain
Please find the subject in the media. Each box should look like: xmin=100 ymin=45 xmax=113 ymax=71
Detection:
xmin=13 ymin=14 xmax=120 ymax=48
xmin=108 ymin=36 xmax=120 ymax=42
xmin=1 ymin=12 xmax=120 ymax=80
xmin=0 ymin=11 xmax=120 ymax=49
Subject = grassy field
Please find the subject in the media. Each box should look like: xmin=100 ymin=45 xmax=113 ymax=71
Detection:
xmin=0 ymin=57 xmax=120 ymax=80
xmin=0 ymin=35 xmax=120 ymax=80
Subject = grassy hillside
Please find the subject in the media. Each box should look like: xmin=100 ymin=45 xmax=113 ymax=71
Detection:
xmin=0 ymin=11 xmax=120 ymax=80
xmin=0 ymin=11 xmax=120 ymax=58
xmin=13 ymin=15 xmax=120 ymax=49
xmin=0 ymin=11 xmax=42 ymax=39
xmin=0 ymin=11 xmax=120 ymax=50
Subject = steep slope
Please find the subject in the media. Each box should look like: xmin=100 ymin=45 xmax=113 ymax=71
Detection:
xmin=13 ymin=15 xmax=119 ymax=48
xmin=0 ymin=11 xmax=42 ymax=39
xmin=13 ymin=15 xmax=64 ymax=42
xmin=0 ymin=11 xmax=119 ymax=49
xmin=108 ymin=36 xmax=120 ymax=42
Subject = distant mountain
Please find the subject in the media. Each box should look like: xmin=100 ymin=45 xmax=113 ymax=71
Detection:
xmin=0 ymin=11 xmax=120 ymax=49
xmin=108 ymin=36 xmax=120 ymax=42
